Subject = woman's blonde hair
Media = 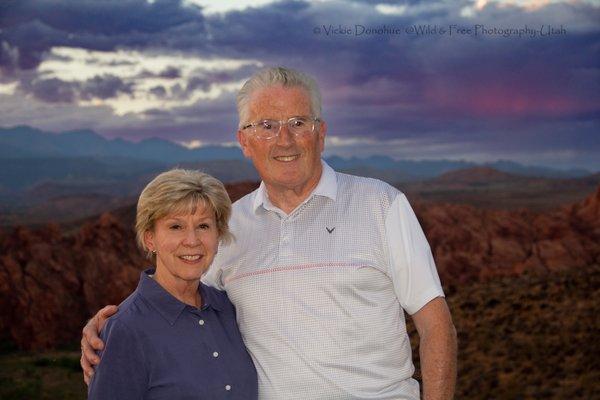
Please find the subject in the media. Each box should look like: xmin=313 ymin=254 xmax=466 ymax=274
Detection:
xmin=135 ymin=169 xmax=233 ymax=258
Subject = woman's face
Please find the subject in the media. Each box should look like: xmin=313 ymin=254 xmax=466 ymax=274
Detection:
xmin=144 ymin=202 xmax=219 ymax=283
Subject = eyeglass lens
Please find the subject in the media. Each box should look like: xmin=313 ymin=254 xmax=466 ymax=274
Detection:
xmin=256 ymin=118 xmax=313 ymax=138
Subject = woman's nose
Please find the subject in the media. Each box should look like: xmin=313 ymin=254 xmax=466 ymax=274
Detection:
xmin=182 ymin=228 xmax=201 ymax=246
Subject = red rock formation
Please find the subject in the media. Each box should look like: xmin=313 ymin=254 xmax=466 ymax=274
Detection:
xmin=415 ymin=186 xmax=600 ymax=286
xmin=0 ymin=183 xmax=598 ymax=350
xmin=0 ymin=215 xmax=144 ymax=350
xmin=0 ymin=181 xmax=259 ymax=350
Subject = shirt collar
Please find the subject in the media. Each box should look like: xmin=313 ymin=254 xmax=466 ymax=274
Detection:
xmin=137 ymin=268 xmax=224 ymax=326
xmin=252 ymin=159 xmax=337 ymax=213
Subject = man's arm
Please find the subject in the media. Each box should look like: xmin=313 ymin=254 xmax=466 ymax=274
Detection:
xmin=411 ymin=297 xmax=457 ymax=400
xmin=80 ymin=305 xmax=118 ymax=385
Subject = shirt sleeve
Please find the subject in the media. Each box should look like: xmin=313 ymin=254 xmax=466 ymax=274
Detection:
xmin=87 ymin=317 xmax=147 ymax=400
xmin=385 ymin=193 xmax=444 ymax=315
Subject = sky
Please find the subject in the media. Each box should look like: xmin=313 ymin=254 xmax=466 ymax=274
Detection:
xmin=0 ymin=0 xmax=599 ymax=170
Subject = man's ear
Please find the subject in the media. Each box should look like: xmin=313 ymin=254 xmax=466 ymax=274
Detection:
xmin=318 ymin=120 xmax=327 ymax=154
xmin=237 ymin=130 xmax=252 ymax=158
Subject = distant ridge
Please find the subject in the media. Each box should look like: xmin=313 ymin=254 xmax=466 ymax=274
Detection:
xmin=324 ymin=154 xmax=592 ymax=181
xmin=1 ymin=126 xmax=594 ymax=180
xmin=1 ymin=125 xmax=597 ymax=217
xmin=0 ymin=125 xmax=245 ymax=162
xmin=398 ymin=166 xmax=600 ymax=211
xmin=431 ymin=166 xmax=526 ymax=185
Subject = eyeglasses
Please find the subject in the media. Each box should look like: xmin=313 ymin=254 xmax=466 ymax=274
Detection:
xmin=241 ymin=116 xmax=321 ymax=140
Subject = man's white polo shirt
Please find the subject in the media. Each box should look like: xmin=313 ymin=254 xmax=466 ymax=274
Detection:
xmin=204 ymin=161 xmax=444 ymax=400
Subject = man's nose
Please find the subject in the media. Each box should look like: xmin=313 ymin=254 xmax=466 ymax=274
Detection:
xmin=275 ymin=123 xmax=295 ymax=146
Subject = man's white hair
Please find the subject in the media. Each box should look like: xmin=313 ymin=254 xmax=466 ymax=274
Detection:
xmin=236 ymin=66 xmax=322 ymax=128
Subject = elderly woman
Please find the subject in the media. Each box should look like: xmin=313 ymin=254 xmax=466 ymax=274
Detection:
xmin=87 ymin=169 xmax=257 ymax=399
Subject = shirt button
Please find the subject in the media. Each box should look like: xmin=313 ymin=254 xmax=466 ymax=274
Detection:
xmin=213 ymin=351 xmax=219 ymax=358
xmin=198 ymin=319 xmax=205 ymax=325
xmin=225 ymin=384 xmax=231 ymax=391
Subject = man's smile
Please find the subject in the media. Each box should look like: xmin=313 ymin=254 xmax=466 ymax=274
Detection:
xmin=273 ymin=154 xmax=300 ymax=162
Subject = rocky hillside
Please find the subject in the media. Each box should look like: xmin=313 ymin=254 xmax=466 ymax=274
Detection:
xmin=415 ymin=186 xmax=600 ymax=289
xmin=0 ymin=184 xmax=598 ymax=350
xmin=409 ymin=263 xmax=599 ymax=399
xmin=0 ymin=181 xmax=258 ymax=349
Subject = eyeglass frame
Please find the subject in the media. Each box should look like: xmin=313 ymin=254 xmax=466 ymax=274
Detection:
xmin=240 ymin=116 xmax=322 ymax=140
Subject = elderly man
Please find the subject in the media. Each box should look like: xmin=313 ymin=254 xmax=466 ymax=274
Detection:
xmin=81 ymin=67 xmax=457 ymax=399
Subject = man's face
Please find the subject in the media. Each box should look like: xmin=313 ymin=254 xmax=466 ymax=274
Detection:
xmin=237 ymin=85 xmax=327 ymax=194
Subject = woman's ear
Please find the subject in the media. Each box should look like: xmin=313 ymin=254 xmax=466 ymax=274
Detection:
xmin=144 ymin=230 xmax=155 ymax=252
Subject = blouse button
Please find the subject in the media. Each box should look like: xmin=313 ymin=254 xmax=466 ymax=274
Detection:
xmin=198 ymin=319 xmax=205 ymax=325
xmin=213 ymin=351 xmax=219 ymax=358
xmin=225 ymin=385 xmax=231 ymax=391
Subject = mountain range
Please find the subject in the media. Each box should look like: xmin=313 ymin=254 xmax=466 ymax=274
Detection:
xmin=0 ymin=126 xmax=243 ymax=162
xmin=1 ymin=125 xmax=598 ymax=225
xmin=1 ymin=126 xmax=593 ymax=190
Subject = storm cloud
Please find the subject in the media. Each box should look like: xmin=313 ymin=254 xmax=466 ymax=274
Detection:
xmin=0 ymin=0 xmax=598 ymax=169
